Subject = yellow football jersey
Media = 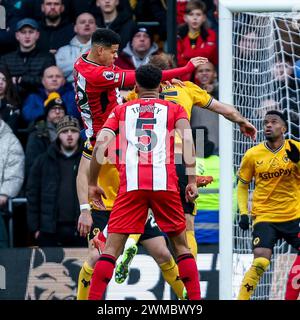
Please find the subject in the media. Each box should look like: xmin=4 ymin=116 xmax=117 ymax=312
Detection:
xmin=238 ymin=139 xmax=300 ymax=224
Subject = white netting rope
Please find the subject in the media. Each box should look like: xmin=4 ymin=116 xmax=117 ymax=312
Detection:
xmin=232 ymin=11 xmax=300 ymax=300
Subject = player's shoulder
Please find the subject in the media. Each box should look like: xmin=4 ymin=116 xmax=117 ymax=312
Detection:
xmin=244 ymin=142 xmax=265 ymax=156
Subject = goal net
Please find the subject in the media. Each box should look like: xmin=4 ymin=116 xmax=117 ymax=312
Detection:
xmin=231 ymin=11 xmax=300 ymax=299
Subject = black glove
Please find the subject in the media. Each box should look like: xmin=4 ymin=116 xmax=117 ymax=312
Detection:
xmin=239 ymin=214 xmax=250 ymax=230
xmin=286 ymin=141 xmax=300 ymax=163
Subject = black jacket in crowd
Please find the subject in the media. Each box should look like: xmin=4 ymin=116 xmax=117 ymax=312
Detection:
xmin=0 ymin=47 xmax=55 ymax=98
xmin=37 ymin=18 xmax=75 ymax=53
xmin=26 ymin=139 xmax=83 ymax=234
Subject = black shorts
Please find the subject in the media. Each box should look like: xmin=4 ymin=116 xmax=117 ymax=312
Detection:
xmin=252 ymin=218 xmax=300 ymax=251
xmin=176 ymin=159 xmax=195 ymax=215
xmin=91 ymin=210 xmax=163 ymax=242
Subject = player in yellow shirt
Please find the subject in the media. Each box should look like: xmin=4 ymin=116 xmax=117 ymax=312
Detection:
xmin=237 ymin=110 xmax=300 ymax=300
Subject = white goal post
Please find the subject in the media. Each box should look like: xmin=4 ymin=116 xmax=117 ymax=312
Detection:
xmin=219 ymin=0 xmax=300 ymax=300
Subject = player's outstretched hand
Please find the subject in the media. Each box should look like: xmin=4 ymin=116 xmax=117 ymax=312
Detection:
xmin=239 ymin=121 xmax=257 ymax=141
xmin=88 ymin=185 xmax=107 ymax=210
xmin=189 ymin=57 xmax=208 ymax=68
xmin=78 ymin=209 xmax=93 ymax=237
xmin=185 ymin=183 xmax=199 ymax=203
xmin=239 ymin=214 xmax=250 ymax=231
xmin=286 ymin=141 xmax=300 ymax=163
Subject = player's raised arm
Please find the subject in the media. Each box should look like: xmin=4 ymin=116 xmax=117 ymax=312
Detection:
xmin=208 ymin=99 xmax=257 ymax=141
xmin=121 ymin=57 xmax=208 ymax=88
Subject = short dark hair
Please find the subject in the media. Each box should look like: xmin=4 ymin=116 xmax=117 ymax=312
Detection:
xmin=136 ymin=64 xmax=162 ymax=89
xmin=91 ymin=28 xmax=121 ymax=47
xmin=265 ymin=110 xmax=288 ymax=128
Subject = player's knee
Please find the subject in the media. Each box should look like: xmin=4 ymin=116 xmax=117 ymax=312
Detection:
xmin=152 ymin=247 xmax=173 ymax=265
xmin=252 ymin=257 xmax=270 ymax=276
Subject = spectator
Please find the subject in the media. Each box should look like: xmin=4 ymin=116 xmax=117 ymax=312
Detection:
xmin=25 ymin=92 xmax=66 ymax=176
xmin=0 ymin=67 xmax=21 ymax=134
xmin=26 ymin=115 xmax=84 ymax=247
xmin=55 ymin=12 xmax=97 ymax=83
xmin=177 ymin=0 xmax=217 ymax=72
xmin=22 ymin=65 xmax=79 ymax=123
xmin=0 ymin=115 xmax=25 ymax=248
xmin=133 ymin=0 xmax=167 ymax=40
xmin=194 ymin=60 xmax=218 ymax=98
xmin=38 ymin=0 xmax=75 ymax=54
xmin=0 ymin=18 xmax=56 ymax=99
xmin=115 ymin=26 xmax=159 ymax=70
xmin=93 ymin=0 xmax=136 ymax=50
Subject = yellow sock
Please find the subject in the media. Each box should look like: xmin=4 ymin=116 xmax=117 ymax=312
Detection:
xmin=77 ymin=261 xmax=94 ymax=300
xmin=237 ymin=257 xmax=270 ymax=300
xmin=186 ymin=230 xmax=198 ymax=259
xmin=159 ymin=256 xmax=185 ymax=299
xmin=128 ymin=234 xmax=141 ymax=244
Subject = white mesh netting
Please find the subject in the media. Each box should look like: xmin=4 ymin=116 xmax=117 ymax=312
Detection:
xmin=231 ymin=11 xmax=300 ymax=300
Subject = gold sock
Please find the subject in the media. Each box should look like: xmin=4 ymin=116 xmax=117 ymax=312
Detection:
xmin=77 ymin=261 xmax=94 ymax=300
xmin=159 ymin=257 xmax=185 ymax=299
xmin=186 ymin=230 xmax=198 ymax=259
xmin=237 ymin=257 xmax=270 ymax=300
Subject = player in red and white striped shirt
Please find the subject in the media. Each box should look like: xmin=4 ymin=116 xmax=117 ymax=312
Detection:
xmin=88 ymin=64 xmax=201 ymax=300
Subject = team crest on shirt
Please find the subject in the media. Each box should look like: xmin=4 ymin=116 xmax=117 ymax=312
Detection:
xmin=283 ymin=155 xmax=290 ymax=163
xmin=103 ymin=71 xmax=115 ymax=80
xmin=253 ymin=237 xmax=260 ymax=246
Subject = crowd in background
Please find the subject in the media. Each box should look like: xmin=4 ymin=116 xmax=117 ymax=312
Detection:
xmin=0 ymin=0 xmax=225 ymax=248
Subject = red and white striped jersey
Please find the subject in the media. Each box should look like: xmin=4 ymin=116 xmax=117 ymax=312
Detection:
xmin=74 ymin=53 xmax=135 ymax=144
xmin=103 ymin=98 xmax=188 ymax=192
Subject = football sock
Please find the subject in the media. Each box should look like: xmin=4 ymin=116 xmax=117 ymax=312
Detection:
xmin=159 ymin=256 xmax=186 ymax=299
xmin=177 ymin=253 xmax=201 ymax=300
xmin=186 ymin=230 xmax=198 ymax=259
xmin=237 ymin=257 xmax=270 ymax=300
xmin=77 ymin=261 xmax=94 ymax=300
xmin=88 ymin=254 xmax=116 ymax=300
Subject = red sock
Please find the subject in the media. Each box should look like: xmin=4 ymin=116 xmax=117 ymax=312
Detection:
xmin=88 ymin=254 xmax=116 ymax=300
xmin=285 ymin=254 xmax=300 ymax=300
xmin=177 ymin=253 xmax=201 ymax=300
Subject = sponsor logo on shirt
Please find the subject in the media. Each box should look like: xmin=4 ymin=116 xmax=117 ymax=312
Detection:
xmin=103 ymin=71 xmax=115 ymax=80
xmin=258 ymin=168 xmax=292 ymax=180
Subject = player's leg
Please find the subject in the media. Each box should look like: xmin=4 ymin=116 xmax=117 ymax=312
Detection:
xmin=282 ymin=218 xmax=300 ymax=300
xmin=150 ymin=190 xmax=201 ymax=300
xmin=139 ymin=214 xmax=186 ymax=300
xmin=176 ymin=160 xmax=198 ymax=259
xmin=88 ymin=232 xmax=128 ymax=300
xmin=89 ymin=190 xmax=149 ymax=299
xmin=168 ymin=230 xmax=201 ymax=300
xmin=237 ymin=222 xmax=277 ymax=300
xmin=77 ymin=210 xmax=109 ymax=300
xmin=141 ymin=235 xmax=186 ymax=300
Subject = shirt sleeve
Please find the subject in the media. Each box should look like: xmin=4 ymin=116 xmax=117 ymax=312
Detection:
xmin=186 ymin=82 xmax=213 ymax=108
xmin=238 ymin=150 xmax=254 ymax=184
xmin=102 ymin=106 xmax=121 ymax=135
xmin=91 ymin=65 xmax=135 ymax=89
xmin=174 ymin=103 xmax=189 ymax=122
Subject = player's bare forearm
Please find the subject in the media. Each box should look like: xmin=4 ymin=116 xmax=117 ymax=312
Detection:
xmin=77 ymin=156 xmax=90 ymax=205
xmin=89 ymin=143 xmax=103 ymax=186
xmin=210 ymin=100 xmax=246 ymax=124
